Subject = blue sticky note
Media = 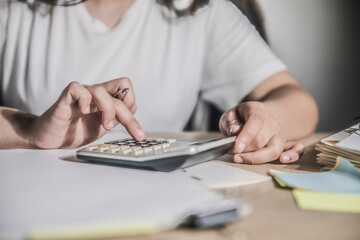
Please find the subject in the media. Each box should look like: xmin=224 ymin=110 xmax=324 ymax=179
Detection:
xmin=269 ymin=157 xmax=360 ymax=194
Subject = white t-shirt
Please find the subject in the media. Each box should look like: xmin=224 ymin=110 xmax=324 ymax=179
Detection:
xmin=0 ymin=0 xmax=286 ymax=132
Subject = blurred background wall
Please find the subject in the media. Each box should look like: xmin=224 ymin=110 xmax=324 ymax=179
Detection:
xmin=257 ymin=0 xmax=360 ymax=132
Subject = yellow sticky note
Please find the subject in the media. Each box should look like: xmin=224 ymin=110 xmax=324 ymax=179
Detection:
xmin=269 ymin=170 xmax=289 ymax=188
xmin=27 ymin=221 xmax=160 ymax=240
xmin=292 ymin=189 xmax=360 ymax=213
xmin=272 ymin=176 xmax=288 ymax=188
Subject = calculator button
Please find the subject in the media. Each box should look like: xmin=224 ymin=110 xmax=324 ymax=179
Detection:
xmin=119 ymin=145 xmax=130 ymax=150
xmin=105 ymin=148 xmax=120 ymax=153
xmin=143 ymin=147 xmax=153 ymax=154
xmin=97 ymin=144 xmax=108 ymax=147
xmin=83 ymin=145 xmax=98 ymax=151
xmin=162 ymin=143 xmax=170 ymax=148
xmin=121 ymin=149 xmax=132 ymax=154
xmin=116 ymin=142 xmax=127 ymax=146
xmin=153 ymin=145 xmax=162 ymax=151
xmin=97 ymin=145 xmax=110 ymax=152
xmin=134 ymin=150 xmax=144 ymax=156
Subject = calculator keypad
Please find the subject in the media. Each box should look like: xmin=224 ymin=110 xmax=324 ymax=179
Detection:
xmin=82 ymin=138 xmax=176 ymax=157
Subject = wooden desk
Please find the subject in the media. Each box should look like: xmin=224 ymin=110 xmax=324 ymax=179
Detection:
xmin=131 ymin=132 xmax=360 ymax=240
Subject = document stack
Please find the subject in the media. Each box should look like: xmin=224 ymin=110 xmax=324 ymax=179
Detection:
xmin=316 ymin=124 xmax=360 ymax=169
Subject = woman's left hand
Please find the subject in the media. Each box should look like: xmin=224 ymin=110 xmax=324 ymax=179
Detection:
xmin=219 ymin=101 xmax=304 ymax=164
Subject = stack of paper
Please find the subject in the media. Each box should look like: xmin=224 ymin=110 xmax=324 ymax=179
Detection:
xmin=269 ymin=157 xmax=360 ymax=213
xmin=0 ymin=148 xmax=239 ymax=240
xmin=316 ymin=124 xmax=360 ymax=169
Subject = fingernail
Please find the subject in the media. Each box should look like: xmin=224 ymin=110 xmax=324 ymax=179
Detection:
xmin=282 ymin=155 xmax=291 ymax=163
xmin=234 ymin=155 xmax=243 ymax=163
xmin=237 ymin=142 xmax=246 ymax=153
xmin=137 ymin=129 xmax=145 ymax=140
xmin=107 ymin=121 xmax=114 ymax=129
xmin=229 ymin=124 xmax=240 ymax=135
xmin=84 ymin=106 xmax=90 ymax=114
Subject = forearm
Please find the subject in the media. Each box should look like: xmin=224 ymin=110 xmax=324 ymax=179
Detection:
xmin=0 ymin=106 xmax=37 ymax=149
xmin=242 ymin=71 xmax=319 ymax=141
xmin=261 ymin=84 xmax=318 ymax=140
xmin=220 ymin=71 xmax=315 ymax=164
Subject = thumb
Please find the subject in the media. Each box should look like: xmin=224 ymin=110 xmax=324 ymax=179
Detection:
xmin=219 ymin=108 xmax=243 ymax=136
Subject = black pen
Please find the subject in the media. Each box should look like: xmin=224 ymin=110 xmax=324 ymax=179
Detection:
xmin=113 ymin=88 xmax=129 ymax=100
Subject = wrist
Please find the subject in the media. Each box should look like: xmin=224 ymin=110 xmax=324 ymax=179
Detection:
xmin=0 ymin=107 xmax=38 ymax=149
xmin=16 ymin=112 xmax=39 ymax=149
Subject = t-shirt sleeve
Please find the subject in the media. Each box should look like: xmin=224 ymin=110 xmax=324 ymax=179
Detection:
xmin=0 ymin=0 xmax=9 ymax=56
xmin=0 ymin=0 xmax=9 ymax=102
xmin=200 ymin=0 xmax=287 ymax=112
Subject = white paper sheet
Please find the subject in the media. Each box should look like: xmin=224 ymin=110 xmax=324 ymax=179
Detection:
xmin=0 ymin=148 xmax=226 ymax=240
xmin=336 ymin=131 xmax=360 ymax=153
xmin=184 ymin=161 xmax=270 ymax=189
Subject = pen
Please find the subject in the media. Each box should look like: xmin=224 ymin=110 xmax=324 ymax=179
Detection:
xmin=113 ymin=88 xmax=129 ymax=100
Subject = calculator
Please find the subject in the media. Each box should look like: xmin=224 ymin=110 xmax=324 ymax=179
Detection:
xmin=76 ymin=136 xmax=236 ymax=172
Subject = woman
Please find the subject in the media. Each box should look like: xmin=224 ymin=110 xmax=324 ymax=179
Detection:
xmin=0 ymin=0 xmax=318 ymax=164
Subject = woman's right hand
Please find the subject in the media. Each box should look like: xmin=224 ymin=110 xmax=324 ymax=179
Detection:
xmin=28 ymin=78 xmax=145 ymax=149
